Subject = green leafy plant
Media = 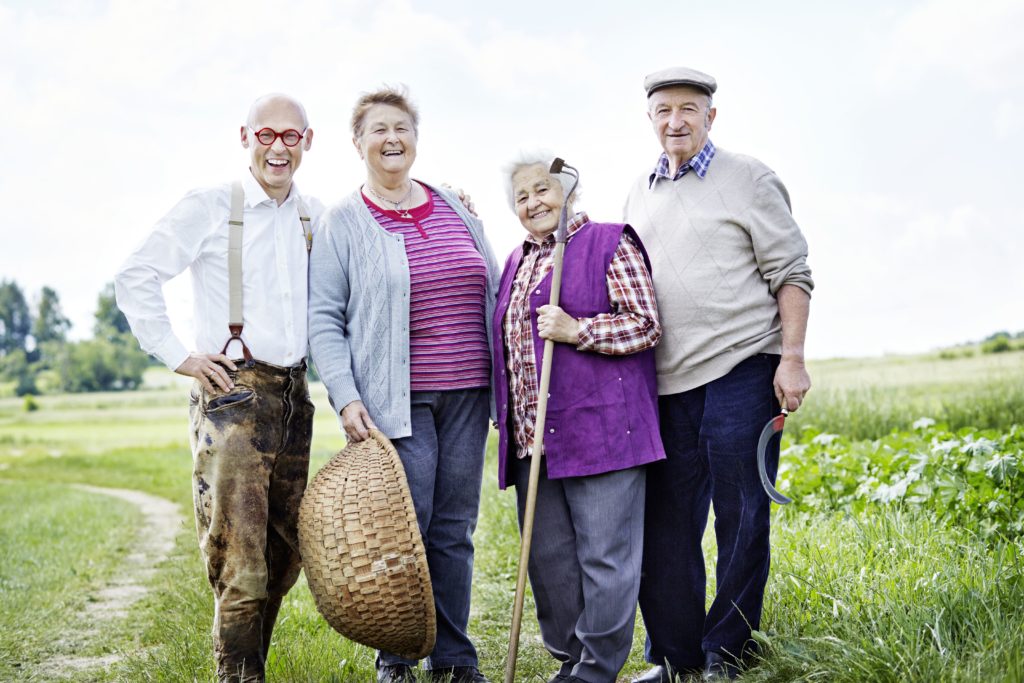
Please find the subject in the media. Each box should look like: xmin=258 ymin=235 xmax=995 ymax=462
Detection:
xmin=780 ymin=422 xmax=1024 ymax=538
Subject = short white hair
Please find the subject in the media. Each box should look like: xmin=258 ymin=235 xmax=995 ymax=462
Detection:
xmin=502 ymin=150 xmax=581 ymax=212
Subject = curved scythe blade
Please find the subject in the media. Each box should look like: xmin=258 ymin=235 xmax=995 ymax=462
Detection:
xmin=757 ymin=411 xmax=792 ymax=505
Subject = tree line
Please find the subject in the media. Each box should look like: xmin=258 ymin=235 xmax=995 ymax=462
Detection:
xmin=0 ymin=280 xmax=150 ymax=396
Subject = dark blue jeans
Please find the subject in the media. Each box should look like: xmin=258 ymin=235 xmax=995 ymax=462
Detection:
xmin=639 ymin=353 xmax=781 ymax=671
xmin=379 ymin=388 xmax=489 ymax=671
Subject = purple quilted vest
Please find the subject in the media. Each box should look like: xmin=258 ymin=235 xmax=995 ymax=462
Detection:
xmin=492 ymin=221 xmax=665 ymax=489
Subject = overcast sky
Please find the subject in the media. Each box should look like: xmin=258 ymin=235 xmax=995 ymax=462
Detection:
xmin=2 ymin=0 xmax=1021 ymax=360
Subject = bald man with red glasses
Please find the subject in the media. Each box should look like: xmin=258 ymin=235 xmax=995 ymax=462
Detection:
xmin=115 ymin=93 xmax=320 ymax=683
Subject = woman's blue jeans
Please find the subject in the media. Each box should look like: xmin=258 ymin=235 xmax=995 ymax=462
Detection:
xmin=378 ymin=387 xmax=489 ymax=671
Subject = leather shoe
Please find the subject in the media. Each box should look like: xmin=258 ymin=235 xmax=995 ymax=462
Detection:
xmin=429 ymin=666 xmax=490 ymax=682
xmin=633 ymin=665 xmax=675 ymax=683
xmin=702 ymin=653 xmax=739 ymax=681
xmin=378 ymin=663 xmax=416 ymax=683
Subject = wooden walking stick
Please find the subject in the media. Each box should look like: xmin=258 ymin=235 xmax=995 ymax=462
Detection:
xmin=505 ymin=158 xmax=580 ymax=683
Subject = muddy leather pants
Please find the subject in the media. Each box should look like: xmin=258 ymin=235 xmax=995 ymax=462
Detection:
xmin=189 ymin=360 xmax=313 ymax=683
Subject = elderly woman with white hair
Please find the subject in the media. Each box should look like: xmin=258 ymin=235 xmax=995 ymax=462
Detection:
xmin=491 ymin=153 xmax=665 ymax=683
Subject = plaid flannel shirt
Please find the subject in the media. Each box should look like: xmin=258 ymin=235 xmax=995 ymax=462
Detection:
xmin=504 ymin=212 xmax=661 ymax=457
xmin=649 ymin=139 xmax=716 ymax=187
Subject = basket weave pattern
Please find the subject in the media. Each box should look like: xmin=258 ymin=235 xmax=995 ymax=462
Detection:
xmin=298 ymin=430 xmax=436 ymax=659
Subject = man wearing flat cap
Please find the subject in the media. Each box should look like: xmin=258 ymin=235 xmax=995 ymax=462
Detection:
xmin=624 ymin=67 xmax=814 ymax=682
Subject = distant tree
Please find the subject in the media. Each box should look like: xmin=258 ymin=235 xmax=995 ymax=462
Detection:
xmin=0 ymin=280 xmax=32 ymax=356
xmin=33 ymin=286 xmax=71 ymax=346
xmin=0 ymin=349 xmax=37 ymax=396
xmin=94 ymin=282 xmax=132 ymax=341
xmin=52 ymin=338 xmax=149 ymax=392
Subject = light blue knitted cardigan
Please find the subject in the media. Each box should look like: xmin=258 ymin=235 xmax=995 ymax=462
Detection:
xmin=308 ymin=182 xmax=500 ymax=439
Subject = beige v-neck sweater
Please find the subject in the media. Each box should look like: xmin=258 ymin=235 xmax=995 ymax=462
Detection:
xmin=624 ymin=147 xmax=813 ymax=395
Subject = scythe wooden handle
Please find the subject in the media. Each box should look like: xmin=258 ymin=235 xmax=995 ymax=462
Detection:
xmin=505 ymin=240 xmax=566 ymax=683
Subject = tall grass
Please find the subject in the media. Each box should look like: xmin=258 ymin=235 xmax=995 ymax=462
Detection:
xmin=793 ymin=351 xmax=1024 ymax=440
xmin=755 ymin=509 xmax=1024 ymax=682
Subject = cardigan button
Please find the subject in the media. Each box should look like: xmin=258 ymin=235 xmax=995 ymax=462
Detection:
xmin=549 ymin=428 xmax=555 ymax=434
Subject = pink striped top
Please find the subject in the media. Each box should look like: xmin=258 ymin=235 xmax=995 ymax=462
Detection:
xmin=363 ymin=184 xmax=490 ymax=391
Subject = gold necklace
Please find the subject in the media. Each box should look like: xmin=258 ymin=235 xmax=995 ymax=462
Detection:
xmin=366 ymin=182 xmax=414 ymax=219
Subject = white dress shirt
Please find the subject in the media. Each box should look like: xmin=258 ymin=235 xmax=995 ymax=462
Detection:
xmin=115 ymin=172 xmax=323 ymax=370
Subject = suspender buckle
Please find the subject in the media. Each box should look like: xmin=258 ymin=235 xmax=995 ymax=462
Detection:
xmin=221 ymin=324 xmax=255 ymax=367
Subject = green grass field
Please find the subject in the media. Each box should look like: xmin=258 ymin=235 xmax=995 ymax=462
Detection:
xmin=1 ymin=353 xmax=1022 ymax=682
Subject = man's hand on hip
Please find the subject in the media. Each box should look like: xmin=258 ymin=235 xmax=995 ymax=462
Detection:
xmin=177 ymin=353 xmax=237 ymax=393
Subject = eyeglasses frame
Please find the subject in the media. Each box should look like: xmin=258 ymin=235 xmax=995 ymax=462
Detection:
xmin=247 ymin=126 xmax=308 ymax=148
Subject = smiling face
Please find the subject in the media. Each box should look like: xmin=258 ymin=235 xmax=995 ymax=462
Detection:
xmin=240 ymin=95 xmax=312 ymax=204
xmin=353 ymin=104 xmax=418 ymax=183
xmin=512 ymin=164 xmax=566 ymax=241
xmin=647 ymin=85 xmax=716 ymax=169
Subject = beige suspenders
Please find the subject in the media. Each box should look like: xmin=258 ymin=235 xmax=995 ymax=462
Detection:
xmin=220 ymin=181 xmax=313 ymax=366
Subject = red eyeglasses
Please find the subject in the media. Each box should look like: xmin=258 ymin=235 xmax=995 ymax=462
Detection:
xmin=248 ymin=127 xmax=307 ymax=147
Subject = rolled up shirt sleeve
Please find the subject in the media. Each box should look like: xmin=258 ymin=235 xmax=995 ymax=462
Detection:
xmin=114 ymin=189 xmax=213 ymax=370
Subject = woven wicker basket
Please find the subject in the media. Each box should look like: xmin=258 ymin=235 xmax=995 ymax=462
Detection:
xmin=298 ymin=429 xmax=435 ymax=659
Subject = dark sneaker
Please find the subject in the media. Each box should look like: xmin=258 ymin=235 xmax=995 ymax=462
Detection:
xmin=378 ymin=663 xmax=417 ymax=683
xmin=429 ymin=666 xmax=490 ymax=683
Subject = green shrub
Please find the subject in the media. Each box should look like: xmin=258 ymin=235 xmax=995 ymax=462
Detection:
xmin=22 ymin=395 xmax=39 ymax=412
xmin=937 ymin=347 xmax=975 ymax=359
xmin=981 ymin=335 xmax=1012 ymax=354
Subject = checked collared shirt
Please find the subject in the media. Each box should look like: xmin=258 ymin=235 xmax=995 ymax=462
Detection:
xmin=504 ymin=211 xmax=661 ymax=458
xmin=648 ymin=139 xmax=716 ymax=187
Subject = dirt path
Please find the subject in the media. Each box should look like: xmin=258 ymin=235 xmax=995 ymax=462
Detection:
xmin=37 ymin=484 xmax=184 ymax=679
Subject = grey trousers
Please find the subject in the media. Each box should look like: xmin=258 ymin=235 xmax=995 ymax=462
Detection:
xmin=509 ymin=456 xmax=646 ymax=683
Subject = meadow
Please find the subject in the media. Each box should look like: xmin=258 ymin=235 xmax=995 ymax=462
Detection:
xmin=0 ymin=349 xmax=1022 ymax=682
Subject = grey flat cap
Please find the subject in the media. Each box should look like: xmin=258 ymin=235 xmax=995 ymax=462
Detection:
xmin=644 ymin=67 xmax=717 ymax=97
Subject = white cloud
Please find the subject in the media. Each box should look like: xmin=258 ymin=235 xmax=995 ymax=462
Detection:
xmin=800 ymin=188 xmax=1023 ymax=357
xmin=875 ymin=0 xmax=1024 ymax=91
xmin=993 ymin=100 xmax=1021 ymax=139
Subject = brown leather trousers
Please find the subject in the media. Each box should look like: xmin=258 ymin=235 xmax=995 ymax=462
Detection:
xmin=188 ymin=360 xmax=313 ymax=683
